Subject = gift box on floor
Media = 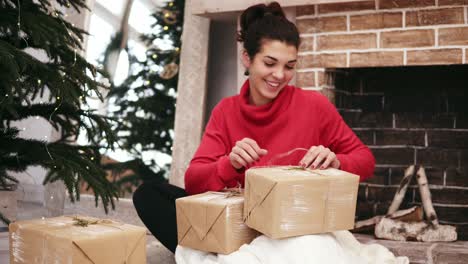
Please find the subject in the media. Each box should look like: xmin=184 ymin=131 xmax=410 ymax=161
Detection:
xmin=9 ymin=215 xmax=146 ymax=264
xmin=244 ymin=166 xmax=360 ymax=239
xmin=176 ymin=191 xmax=259 ymax=254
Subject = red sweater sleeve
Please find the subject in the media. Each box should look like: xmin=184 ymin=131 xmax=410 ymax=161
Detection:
xmin=317 ymin=95 xmax=375 ymax=181
xmin=184 ymin=104 xmax=242 ymax=194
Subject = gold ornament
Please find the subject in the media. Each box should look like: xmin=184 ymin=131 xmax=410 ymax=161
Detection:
xmin=162 ymin=9 xmax=178 ymax=25
xmin=159 ymin=62 xmax=179 ymax=80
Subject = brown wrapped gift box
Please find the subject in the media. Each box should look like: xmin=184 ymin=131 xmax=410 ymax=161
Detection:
xmin=176 ymin=191 xmax=259 ymax=254
xmin=9 ymin=215 xmax=146 ymax=264
xmin=244 ymin=166 xmax=360 ymax=239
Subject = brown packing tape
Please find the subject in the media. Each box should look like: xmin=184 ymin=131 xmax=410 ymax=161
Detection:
xmin=244 ymin=166 xmax=319 ymax=222
xmin=244 ymin=166 xmax=360 ymax=238
xmin=9 ymin=215 xmax=146 ymax=264
xmin=243 ymin=175 xmax=277 ymax=222
xmin=176 ymin=191 xmax=259 ymax=254
xmin=178 ymin=191 xmax=242 ymax=241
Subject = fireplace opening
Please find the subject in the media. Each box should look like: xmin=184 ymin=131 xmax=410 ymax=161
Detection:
xmin=331 ymin=65 xmax=468 ymax=240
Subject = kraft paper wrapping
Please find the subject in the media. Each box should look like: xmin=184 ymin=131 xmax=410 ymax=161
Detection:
xmin=9 ymin=215 xmax=146 ymax=264
xmin=176 ymin=191 xmax=259 ymax=254
xmin=244 ymin=166 xmax=360 ymax=239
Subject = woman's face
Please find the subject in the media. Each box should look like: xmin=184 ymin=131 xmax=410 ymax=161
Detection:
xmin=242 ymin=40 xmax=297 ymax=106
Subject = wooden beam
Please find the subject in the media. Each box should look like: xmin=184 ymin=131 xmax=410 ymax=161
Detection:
xmin=192 ymin=0 xmax=369 ymax=17
xmin=170 ymin=0 xmax=211 ymax=188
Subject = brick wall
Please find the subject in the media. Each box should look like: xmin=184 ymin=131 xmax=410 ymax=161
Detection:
xmin=335 ymin=66 xmax=468 ymax=239
xmin=296 ymin=0 xmax=468 ymax=89
xmin=295 ymin=0 xmax=468 ymax=240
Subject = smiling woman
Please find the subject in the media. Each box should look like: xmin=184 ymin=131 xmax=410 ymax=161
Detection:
xmin=241 ymin=40 xmax=297 ymax=106
xmin=133 ymin=1 xmax=375 ymax=254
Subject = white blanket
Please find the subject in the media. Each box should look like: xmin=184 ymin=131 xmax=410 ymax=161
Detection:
xmin=175 ymin=231 xmax=409 ymax=264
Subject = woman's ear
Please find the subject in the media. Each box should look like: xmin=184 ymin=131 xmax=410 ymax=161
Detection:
xmin=240 ymin=50 xmax=251 ymax=69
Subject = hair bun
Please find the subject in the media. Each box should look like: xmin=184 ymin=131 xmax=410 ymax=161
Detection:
xmin=237 ymin=2 xmax=286 ymax=42
xmin=265 ymin=2 xmax=286 ymax=18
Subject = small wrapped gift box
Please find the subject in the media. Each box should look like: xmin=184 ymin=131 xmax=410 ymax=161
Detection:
xmin=176 ymin=191 xmax=259 ymax=254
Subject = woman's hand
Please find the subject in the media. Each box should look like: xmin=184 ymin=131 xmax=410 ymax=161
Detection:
xmin=229 ymin=138 xmax=268 ymax=170
xmin=299 ymin=145 xmax=340 ymax=169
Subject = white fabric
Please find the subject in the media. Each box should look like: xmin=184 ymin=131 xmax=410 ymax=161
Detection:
xmin=175 ymin=231 xmax=409 ymax=264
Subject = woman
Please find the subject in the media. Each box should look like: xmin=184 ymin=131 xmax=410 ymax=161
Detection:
xmin=133 ymin=1 xmax=375 ymax=254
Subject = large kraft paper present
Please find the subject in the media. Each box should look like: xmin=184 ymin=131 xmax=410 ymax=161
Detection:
xmin=9 ymin=215 xmax=146 ymax=264
xmin=176 ymin=191 xmax=259 ymax=254
xmin=244 ymin=166 xmax=360 ymax=239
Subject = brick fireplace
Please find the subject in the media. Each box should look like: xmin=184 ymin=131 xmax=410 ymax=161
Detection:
xmin=295 ymin=0 xmax=468 ymax=240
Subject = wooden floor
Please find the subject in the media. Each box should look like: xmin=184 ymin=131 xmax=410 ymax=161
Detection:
xmin=2 ymin=199 xmax=467 ymax=263
xmin=0 ymin=232 xmax=8 ymax=264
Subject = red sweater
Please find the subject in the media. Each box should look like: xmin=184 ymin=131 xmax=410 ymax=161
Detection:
xmin=184 ymin=80 xmax=375 ymax=195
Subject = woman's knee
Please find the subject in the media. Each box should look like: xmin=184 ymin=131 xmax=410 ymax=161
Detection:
xmin=132 ymin=183 xmax=152 ymax=211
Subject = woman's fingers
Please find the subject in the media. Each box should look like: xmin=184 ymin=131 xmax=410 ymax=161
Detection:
xmin=229 ymin=138 xmax=268 ymax=169
xmin=320 ymin=152 xmax=336 ymax=169
xmin=229 ymin=152 xmax=247 ymax=169
xmin=237 ymin=140 xmax=259 ymax=161
xmin=299 ymin=145 xmax=339 ymax=169
xmin=299 ymin=145 xmax=321 ymax=168
xmin=311 ymin=149 xmax=329 ymax=169
xmin=244 ymin=138 xmax=268 ymax=156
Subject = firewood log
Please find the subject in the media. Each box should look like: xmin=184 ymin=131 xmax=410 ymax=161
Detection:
xmin=354 ymin=206 xmax=423 ymax=232
xmin=416 ymin=166 xmax=439 ymax=226
xmin=375 ymin=217 xmax=457 ymax=242
xmin=387 ymin=165 xmax=415 ymax=215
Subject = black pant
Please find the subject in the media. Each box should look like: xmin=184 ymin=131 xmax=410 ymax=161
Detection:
xmin=133 ymin=181 xmax=187 ymax=253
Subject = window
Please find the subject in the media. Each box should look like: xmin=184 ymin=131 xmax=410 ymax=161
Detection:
xmin=81 ymin=0 xmax=162 ymax=164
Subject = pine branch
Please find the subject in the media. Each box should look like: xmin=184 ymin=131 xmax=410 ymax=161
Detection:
xmin=0 ymin=211 xmax=10 ymax=226
xmin=100 ymin=0 xmax=185 ymax=184
xmin=0 ymin=0 xmax=120 ymax=216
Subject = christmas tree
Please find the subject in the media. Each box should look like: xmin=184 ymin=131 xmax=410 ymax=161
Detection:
xmin=0 ymin=0 xmax=118 ymax=223
xmin=102 ymin=0 xmax=184 ymax=188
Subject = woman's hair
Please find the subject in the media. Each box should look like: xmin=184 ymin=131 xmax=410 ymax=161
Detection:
xmin=237 ymin=2 xmax=300 ymax=59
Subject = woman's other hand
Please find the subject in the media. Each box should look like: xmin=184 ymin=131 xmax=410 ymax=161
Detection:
xmin=299 ymin=145 xmax=340 ymax=170
xmin=229 ymin=138 xmax=268 ymax=169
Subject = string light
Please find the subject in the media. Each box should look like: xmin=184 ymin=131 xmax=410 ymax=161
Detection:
xmin=73 ymin=49 xmax=77 ymax=65
xmin=163 ymin=26 xmax=169 ymax=31
xmin=90 ymin=157 xmax=94 ymax=161
xmin=152 ymin=54 xmax=158 ymax=59
xmin=144 ymin=80 xmax=151 ymax=85
xmin=37 ymin=79 xmax=42 ymax=84
xmin=56 ymin=96 xmax=60 ymax=100
xmin=16 ymin=0 xmax=21 ymax=29
xmin=169 ymin=2 xmax=174 ymax=6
